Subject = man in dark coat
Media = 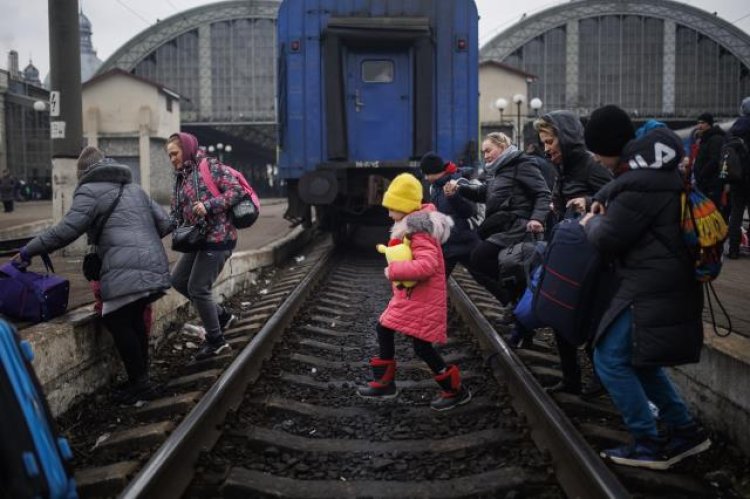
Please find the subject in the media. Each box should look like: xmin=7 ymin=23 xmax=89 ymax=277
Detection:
xmin=582 ymin=109 xmax=710 ymax=470
xmin=419 ymin=152 xmax=480 ymax=276
xmin=726 ymin=97 xmax=750 ymax=258
xmin=693 ymin=112 xmax=727 ymax=218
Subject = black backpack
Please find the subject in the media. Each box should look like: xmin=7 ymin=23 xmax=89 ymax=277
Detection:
xmin=719 ymin=136 xmax=750 ymax=184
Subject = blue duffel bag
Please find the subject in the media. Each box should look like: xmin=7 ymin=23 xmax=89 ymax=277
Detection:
xmin=532 ymin=218 xmax=602 ymax=346
xmin=0 ymin=320 xmax=78 ymax=498
xmin=513 ymin=264 xmax=544 ymax=331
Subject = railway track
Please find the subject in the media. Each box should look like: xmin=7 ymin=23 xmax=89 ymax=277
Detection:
xmin=63 ymin=238 xmax=745 ymax=498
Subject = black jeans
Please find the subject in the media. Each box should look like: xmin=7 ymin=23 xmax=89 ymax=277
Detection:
xmin=728 ymin=186 xmax=749 ymax=253
xmin=376 ymin=323 xmax=446 ymax=374
xmin=554 ymin=332 xmax=597 ymax=390
xmin=102 ymin=297 xmax=151 ymax=383
xmin=469 ymin=240 xmax=511 ymax=304
xmin=3 ymin=200 xmax=13 ymax=212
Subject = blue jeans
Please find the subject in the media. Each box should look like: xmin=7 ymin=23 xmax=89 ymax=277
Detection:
xmin=594 ymin=308 xmax=694 ymax=439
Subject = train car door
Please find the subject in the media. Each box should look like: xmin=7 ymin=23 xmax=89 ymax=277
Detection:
xmin=345 ymin=50 xmax=412 ymax=161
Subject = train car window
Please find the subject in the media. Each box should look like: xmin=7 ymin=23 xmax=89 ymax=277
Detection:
xmin=361 ymin=60 xmax=394 ymax=83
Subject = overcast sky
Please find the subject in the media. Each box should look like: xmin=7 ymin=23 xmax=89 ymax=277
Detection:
xmin=1 ymin=0 xmax=748 ymax=78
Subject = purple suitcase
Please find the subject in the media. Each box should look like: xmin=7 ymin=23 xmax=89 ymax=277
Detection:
xmin=0 ymin=254 xmax=69 ymax=323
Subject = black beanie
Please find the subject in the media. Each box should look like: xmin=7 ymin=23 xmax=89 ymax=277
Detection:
xmin=419 ymin=152 xmax=445 ymax=175
xmin=584 ymin=105 xmax=636 ymax=157
xmin=697 ymin=113 xmax=714 ymax=125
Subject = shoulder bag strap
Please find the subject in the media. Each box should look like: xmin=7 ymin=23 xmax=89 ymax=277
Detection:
xmin=91 ymin=184 xmax=125 ymax=246
xmin=199 ymin=158 xmax=221 ymax=197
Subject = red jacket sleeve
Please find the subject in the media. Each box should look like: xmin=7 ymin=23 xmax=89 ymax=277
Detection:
xmin=387 ymin=233 xmax=440 ymax=282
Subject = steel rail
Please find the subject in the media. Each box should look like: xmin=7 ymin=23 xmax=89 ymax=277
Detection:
xmin=448 ymin=278 xmax=631 ymax=499
xmin=120 ymin=245 xmax=334 ymax=499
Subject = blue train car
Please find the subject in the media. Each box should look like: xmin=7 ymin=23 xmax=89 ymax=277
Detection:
xmin=277 ymin=0 xmax=479 ymax=229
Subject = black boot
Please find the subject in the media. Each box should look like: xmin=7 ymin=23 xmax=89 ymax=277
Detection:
xmin=357 ymin=358 xmax=398 ymax=399
xmin=431 ymin=365 xmax=472 ymax=411
xmin=544 ymin=380 xmax=581 ymax=395
xmin=580 ymin=374 xmax=606 ymax=400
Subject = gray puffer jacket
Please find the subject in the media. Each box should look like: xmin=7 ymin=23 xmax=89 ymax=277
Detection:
xmin=25 ymin=160 xmax=172 ymax=301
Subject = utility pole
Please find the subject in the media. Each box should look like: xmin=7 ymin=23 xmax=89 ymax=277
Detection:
xmin=47 ymin=0 xmax=84 ymax=253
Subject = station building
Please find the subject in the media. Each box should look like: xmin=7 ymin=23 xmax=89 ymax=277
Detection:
xmin=480 ymin=0 xmax=750 ymax=131
xmin=97 ymin=0 xmax=280 ymax=194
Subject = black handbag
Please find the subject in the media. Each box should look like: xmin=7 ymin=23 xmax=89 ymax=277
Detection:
xmin=83 ymin=184 xmax=124 ymax=281
xmin=171 ymin=169 xmax=208 ymax=253
xmin=171 ymin=223 xmax=207 ymax=253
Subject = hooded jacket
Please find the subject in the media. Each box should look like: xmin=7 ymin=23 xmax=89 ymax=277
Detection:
xmin=170 ymin=132 xmax=244 ymax=250
xmin=541 ymin=111 xmax=613 ymax=217
xmin=380 ymin=205 xmax=453 ymax=344
xmin=584 ymin=128 xmax=703 ymax=367
xmin=25 ymin=159 xmax=172 ymax=301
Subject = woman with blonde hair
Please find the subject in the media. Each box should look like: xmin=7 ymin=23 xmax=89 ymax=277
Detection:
xmin=445 ymin=131 xmax=550 ymax=304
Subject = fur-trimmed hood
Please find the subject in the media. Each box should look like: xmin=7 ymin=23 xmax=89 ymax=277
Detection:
xmin=390 ymin=204 xmax=453 ymax=244
xmin=78 ymin=158 xmax=132 ymax=186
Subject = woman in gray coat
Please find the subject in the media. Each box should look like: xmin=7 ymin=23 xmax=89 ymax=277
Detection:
xmin=17 ymin=147 xmax=172 ymax=403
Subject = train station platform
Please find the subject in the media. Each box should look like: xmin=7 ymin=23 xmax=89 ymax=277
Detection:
xmin=0 ymin=199 xmax=312 ymax=417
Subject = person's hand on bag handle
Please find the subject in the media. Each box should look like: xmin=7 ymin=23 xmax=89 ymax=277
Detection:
xmin=591 ymin=201 xmax=606 ymax=215
xmin=579 ymin=212 xmax=595 ymax=227
xmin=11 ymin=246 xmax=31 ymax=269
xmin=526 ymin=219 xmax=544 ymax=233
xmin=565 ymin=197 xmax=587 ymax=214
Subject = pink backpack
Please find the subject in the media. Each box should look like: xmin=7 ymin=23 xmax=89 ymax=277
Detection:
xmin=199 ymin=158 xmax=260 ymax=229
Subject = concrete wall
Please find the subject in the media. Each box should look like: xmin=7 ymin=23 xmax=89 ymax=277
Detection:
xmin=150 ymin=139 xmax=175 ymax=205
xmin=671 ymin=330 xmax=750 ymax=455
xmin=24 ymin=227 xmax=309 ymax=417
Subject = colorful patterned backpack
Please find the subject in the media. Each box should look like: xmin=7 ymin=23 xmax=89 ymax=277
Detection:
xmin=680 ymin=188 xmax=727 ymax=283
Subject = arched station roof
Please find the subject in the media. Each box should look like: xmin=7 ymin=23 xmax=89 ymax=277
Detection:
xmin=481 ymin=0 xmax=750 ymax=68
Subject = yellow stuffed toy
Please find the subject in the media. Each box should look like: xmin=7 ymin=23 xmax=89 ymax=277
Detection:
xmin=376 ymin=237 xmax=417 ymax=288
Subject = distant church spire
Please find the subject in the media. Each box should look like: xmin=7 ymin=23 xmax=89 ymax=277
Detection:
xmin=79 ymin=7 xmax=102 ymax=83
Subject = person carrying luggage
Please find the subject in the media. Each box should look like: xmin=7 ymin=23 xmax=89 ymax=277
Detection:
xmin=443 ymin=132 xmax=550 ymax=305
xmin=166 ymin=132 xmax=242 ymax=361
xmin=14 ymin=146 xmax=172 ymax=403
xmin=532 ymin=110 xmax=615 ymax=396
xmin=581 ymin=107 xmax=710 ymax=470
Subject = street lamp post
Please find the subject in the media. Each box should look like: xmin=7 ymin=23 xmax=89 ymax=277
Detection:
xmin=494 ymin=98 xmax=508 ymax=124
xmin=512 ymin=94 xmax=525 ymax=148
xmin=530 ymin=97 xmax=543 ymax=117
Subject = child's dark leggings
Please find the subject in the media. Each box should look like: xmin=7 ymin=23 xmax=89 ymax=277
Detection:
xmin=376 ymin=323 xmax=446 ymax=374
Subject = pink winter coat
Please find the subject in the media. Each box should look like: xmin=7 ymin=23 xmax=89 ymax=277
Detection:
xmin=379 ymin=204 xmax=454 ymax=344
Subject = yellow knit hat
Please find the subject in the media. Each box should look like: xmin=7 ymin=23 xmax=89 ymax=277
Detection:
xmin=382 ymin=173 xmax=423 ymax=214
